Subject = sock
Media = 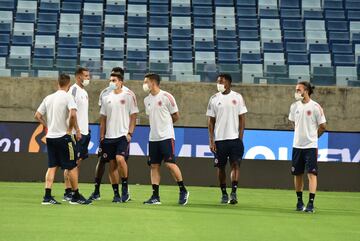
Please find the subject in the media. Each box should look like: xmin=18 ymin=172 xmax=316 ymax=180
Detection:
xmin=72 ymin=189 xmax=80 ymax=198
xmin=220 ymin=184 xmax=227 ymax=195
xmin=177 ymin=181 xmax=187 ymax=192
xmin=296 ymin=191 xmax=303 ymax=203
xmin=65 ymin=188 xmax=72 ymax=195
xmin=152 ymin=184 xmax=159 ymax=197
xmin=309 ymin=193 xmax=316 ymax=205
xmin=121 ymin=177 xmax=128 ymax=191
xmin=231 ymin=181 xmax=238 ymax=193
xmin=94 ymin=177 xmax=101 ymax=194
xmin=45 ymin=188 xmax=51 ymax=197
xmin=112 ymin=184 xmax=119 ymax=196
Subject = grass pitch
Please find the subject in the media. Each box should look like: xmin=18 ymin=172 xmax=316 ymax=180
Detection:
xmin=0 ymin=182 xmax=359 ymax=241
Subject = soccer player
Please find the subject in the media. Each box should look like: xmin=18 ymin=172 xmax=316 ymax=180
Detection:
xmin=88 ymin=67 xmax=135 ymax=201
xmin=142 ymin=73 xmax=189 ymax=205
xmin=63 ymin=67 xmax=91 ymax=201
xmin=34 ymin=74 xmax=91 ymax=205
xmin=98 ymin=71 xmax=138 ymax=203
xmin=289 ymin=81 xmax=326 ymax=213
xmin=206 ymin=73 xmax=247 ymax=205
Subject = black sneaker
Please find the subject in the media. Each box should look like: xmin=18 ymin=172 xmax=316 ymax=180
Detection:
xmin=143 ymin=195 xmax=161 ymax=205
xmin=62 ymin=192 xmax=72 ymax=202
xmin=296 ymin=201 xmax=305 ymax=211
xmin=42 ymin=196 xmax=61 ymax=205
xmin=112 ymin=194 xmax=121 ymax=203
xmin=121 ymin=186 xmax=131 ymax=203
xmin=305 ymin=202 xmax=315 ymax=213
xmin=178 ymin=190 xmax=189 ymax=205
xmin=88 ymin=192 xmax=101 ymax=201
xmin=221 ymin=193 xmax=229 ymax=204
xmin=69 ymin=194 xmax=92 ymax=205
xmin=228 ymin=192 xmax=238 ymax=205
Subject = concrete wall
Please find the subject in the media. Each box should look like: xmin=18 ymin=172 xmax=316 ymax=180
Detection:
xmin=1 ymin=77 xmax=359 ymax=131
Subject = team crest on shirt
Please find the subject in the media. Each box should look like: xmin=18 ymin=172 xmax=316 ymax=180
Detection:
xmin=103 ymin=153 xmax=108 ymax=159
xmin=120 ymin=99 xmax=126 ymax=104
xmin=232 ymin=99 xmax=237 ymax=105
xmin=307 ymin=110 xmax=312 ymax=116
xmin=158 ymin=101 xmax=162 ymax=106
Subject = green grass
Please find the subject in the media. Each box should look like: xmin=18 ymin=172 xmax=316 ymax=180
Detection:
xmin=0 ymin=182 xmax=359 ymax=241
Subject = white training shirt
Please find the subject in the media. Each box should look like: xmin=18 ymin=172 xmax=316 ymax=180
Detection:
xmin=37 ymin=90 xmax=77 ymax=139
xmin=100 ymin=90 xmax=139 ymax=139
xmin=98 ymin=85 xmax=130 ymax=106
xmin=69 ymin=83 xmax=89 ymax=135
xmin=288 ymin=99 xmax=326 ymax=149
xmin=144 ymin=90 xmax=179 ymax=141
xmin=206 ymin=90 xmax=248 ymax=141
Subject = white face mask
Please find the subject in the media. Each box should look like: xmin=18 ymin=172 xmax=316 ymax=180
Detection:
xmin=294 ymin=92 xmax=304 ymax=101
xmin=82 ymin=79 xmax=90 ymax=87
xmin=109 ymin=82 xmax=117 ymax=90
xmin=143 ymin=83 xmax=150 ymax=93
xmin=217 ymin=84 xmax=226 ymax=93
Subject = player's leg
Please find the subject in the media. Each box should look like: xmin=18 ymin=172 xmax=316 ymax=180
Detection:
xmin=215 ymin=140 xmax=229 ymax=204
xmin=228 ymin=138 xmax=244 ymax=204
xmin=109 ymin=159 xmax=121 ymax=203
xmin=116 ymin=154 xmax=130 ymax=202
xmin=88 ymin=157 xmax=106 ymax=200
xmin=144 ymin=141 xmax=161 ymax=205
xmin=291 ymin=148 xmax=306 ymax=211
xmin=63 ymin=170 xmax=72 ymax=201
xmin=163 ymin=139 xmax=189 ymax=205
xmin=305 ymin=148 xmax=318 ymax=213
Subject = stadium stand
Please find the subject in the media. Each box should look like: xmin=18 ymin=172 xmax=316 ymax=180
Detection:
xmin=0 ymin=0 xmax=359 ymax=86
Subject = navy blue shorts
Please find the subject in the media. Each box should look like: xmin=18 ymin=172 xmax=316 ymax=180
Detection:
xmin=75 ymin=134 xmax=90 ymax=160
xmin=148 ymin=138 xmax=176 ymax=166
xmin=100 ymin=136 xmax=129 ymax=162
xmin=291 ymin=148 xmax=318 ymax=176
xmin=46 ymin=135 xmax=77 ymax=170
xmin=214 ymin=138 xmax=244 ymax=168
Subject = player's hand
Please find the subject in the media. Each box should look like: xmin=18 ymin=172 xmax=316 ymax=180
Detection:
xmin=43 ymin=126 xmax=48 ymax=135
xmin=209 ymin=140 xmax=216 ymax=153
xmin=126 ymin=134 xmax=132 ymax=142
xmin=76 ymin=130 xmax=82 ymax=141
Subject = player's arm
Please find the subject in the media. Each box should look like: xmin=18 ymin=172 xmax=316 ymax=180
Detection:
xmin=68 ymin=109 xmax=77 ymax=134
xmin=318 ymin=123 xmax=326 ymax=138
xmin=34 ymin=111 xmax=47 ymax=129
xmin=208 ymin=116 xmax=216 ymax=153
xmin=171 ymin=112 xmax=179 ymax=123
xmin=99 ymin=114 xmax=106 ymax=141
xmin=290 ymin=121 xmax=295 ymax=129
xmin=73 ymin=118 xmax=81 ymax=141
xmin=238 ymin=114 xmax=245 ymax=140
xmin=127 ymin=113 xmax=137 ymax=142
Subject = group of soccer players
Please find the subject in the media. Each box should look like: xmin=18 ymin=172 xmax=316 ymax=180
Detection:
xmin=35 ymin=67 xmax=326 ymax=213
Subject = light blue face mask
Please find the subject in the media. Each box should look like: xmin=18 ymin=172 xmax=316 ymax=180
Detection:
xmin=109 ymin=82 xmax=117 ymax=90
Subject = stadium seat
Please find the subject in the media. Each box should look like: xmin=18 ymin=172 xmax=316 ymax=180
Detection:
xmin=240 ymin=53 xmax=262 ymax=64
xmin=8 ymin=46 xmax=31 ymax=68
xmin=32 ymin=58 xmax=54 ymax=69
xmin=263 ymin=43 xmax=284 ymax=53
xmin=39 ymin=0 xmax=60 ymax=13
xmin=195 ymin=51 xmax=215 ymax=64
xmin=309 ymin=44 xmax=330 ymax=53
xmin=310 ymin=54 xmax=332 ymax=72
xmin=287 ymin=53 xmax=310 ymax=65
xmin=240 ymin=41 xmax=261 ymax=53
xmin=0 ymin=34 xmax=10 ymax=46
xmin=172 ymin=40 xmax=192 ymax=51
xmin=336 ymin=66 xmax=357 ymax=86
xmin=303 ymin=10 xmax=323 ymax=20
xmin=289 ymin=65 xmax=310 ymax=81
xmin=264 ymin=53 xmax=285 ymax=71
xmin=62 ymin=2 xmax=82 ymax=13
xmin=280 ymin=9 xmax=301 ymax=19
xmin=218 ymin=40 xmax=238 ymax=52
xmin=259 ymin=0 xmax=278 ymax=9
xmin=149 ymin=50 xmax=169 ymax=63
xmin=312 ymin=67 xmax=336 ymax=86
xmin=82 ymin=37 xmax=102 ymax=48
xmin=286 ymin=42 xmax=307 ymax=53
xmin=242 ymin=63 xmax=263 ymax=84
xmin=218 ymin=52 xmax=239 ymax=63
xmin=38 ymin=13 xmax=58 ymax=24
xmin=0 ymin=46 xmax=8 ymax=57
xmin=172 ymin=62 xmax=193 ymax=76
xmin=333 ymin=54 xmax=355 ymax=66
xmin=0 ymin=11 xmax=13 ymax=24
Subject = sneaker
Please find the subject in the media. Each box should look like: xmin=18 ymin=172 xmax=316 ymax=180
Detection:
xmin=296 ymin=202 xmax=305 ymax=211
xmin=62 ymin=192 xmax=72 ymax=202
xmin=42 ymin=196 xmax=61 ymax=205
xmin=88 ymin=192 xmax=101 ymax=201
xmin=69 ymin=194 xmax=92 ymax=205
xmin=121 ymin=186 xmax=131 ymax=203
xmin=221 ymin=193 xmax=229 ymax=204
xmin=228 ymin=192 xmax=238 ymax=205
xmin=305 ymin=202 xmax=315 ymax=213
xmin=178 ymin=190 xmax=189 ymax=205
xmin=112 ymin=194 xmax=121 ymax=203
xmin=143 ymin=195 xmax=161 ymax=205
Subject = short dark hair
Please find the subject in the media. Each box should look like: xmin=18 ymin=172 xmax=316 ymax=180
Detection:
xmin=217 ymin=73 xmax=232 ymax=83
xmin=145 ymin=73 xmax=161 ymax=85
xmin=298 ymin=81 xmax=315 ymax=96
xmin=58 ymin=73 xmax=71 ymax=87
xmin=110 ymin=72 xmax=123 ymax=81
xmin=111 ymin=67 xmax=124 ymax=77
xmin=75 ymin=67 xmax=89 ymax=76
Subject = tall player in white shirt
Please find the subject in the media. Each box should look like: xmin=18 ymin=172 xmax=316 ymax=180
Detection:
xmin=207 ymin=73 xmax=247 ymax=205
xmin=99 ymin=71 xmax=138 ymax=203
xmin=142 ymin=73 xmax=189 ymax=205
xmin=289 ymin=81 xmax=326 ymax=213
xmin=63 ymin=67 xmax=91 ymax=201
xmin=34 ymin=74 xmax=90 ymax=205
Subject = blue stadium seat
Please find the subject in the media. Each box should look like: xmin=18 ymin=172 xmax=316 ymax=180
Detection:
xmin=240 ymin=53 xmax=262 ymax=64
xmin=309 ymin=44 xmax=330 ymax=53
xmin=82 ymin=36 xmax=101 ymax=48
xmin=36 ymin=23 xmax=57 ymax=35
xmin=57 ymin=48 xmax=78 ymax=59
xmin=345 ymin=1 xmax=360 ymax=10
xmin=172 ymin=51 xmax=193 ymax=62
xmin=83 ymin=15 xmax=103 ymax=26
xmin=280 ymin=0 xmax=300 ymax=9
xmin=149 ymin=5 xmax=169 ymax=16
xmin=217 ymin=40 xmax=238 ymax=52
xmin=149 ymin=40 xmax=169 ymax=50
xmin=103 ymin=50 xmax=124 ymax=60
xmin=128 ymin=26 xmax=147 ymax=38
xmin=39 ymin=1 xmax=60 ymax=13
xmin=172 ymin=29 xmax=192 ymax=39
xmin=150 ymin=16 xmax=170 ymax=27
xmin=347 ymin=10 xmax=360 ymax=21
xmin=0 ymin=23 xmax=12 ymax=34
xmin=286 ymin=42 xmax=307 ymax=53
xmin=12 ymin=35 xmax=33 ymax=46
xmin=303 ymin=10 xmax=323 ymax=20
xmin=82 ymin=25 xmax=102 ymax=36
xmin=236 ymin=0 xmax=256 ymax=8
xmin=16 ymin=13 xmax=36 ymax=23
xmin=332 ymin=44 xmax=353 ymax=54
xmin=32 ymin=58 xmax=55 ymax=69
xmin=312 ymin=67 xmax=336 ymax=86
xmin=62 ymin=2 xmax=82 ymax=13
xmin=237 ymin=18 xmax=258 ymax=29
xmin=214 ymin=0 xmax=234 ymax=6
xmin=58 ymin=37 xmax=79 ymax=48
xmin=333 ymin=54 xmax=355 ymax=66
xmin=127 ymin=50 xmax=147 ymax=61
xmin=128 ymin=16 xmax=147 ymax=27
xmin=193 ymin=6 xmax=212 ymax=16
xmin=287 ymin=53 xmax=309 ymax=65
xmin=218 ymin=52 xmax=239 ymax=63
xmin=259 ymin=9 xmax=279 ymax=19
xmin=328 ymin=31 xmax=350 ymax=44
xmin=34 ymin=48 xmax=55 ymax=58
xmin=324 ymin=0 xmax=344 ymax=10
xmin=325 ymin=10 xmax=346 ymax=20
xmin=282 ymin=19 xmax=304 ymax=30
xmin=0 ymin=46 xmax=8 ymax=57
xmin=216 ymin=30 xmax=237 ymax=40
xmin=104 ymin=26 xmax=125 ymax=37
xmin=326 ymin=21 xmax=349 ymax=32
xmin=172 ymin=6 xmax=191 ymax=16
xmin=0 ymin=34 xmax=10 ymax=46
xmin=280 ymin=9 xmax=301 ymax=19
xmin=56 ymin=59 xmax=78 ymax=71
xmin=283 ymin=30 xmax=305 ymax=42
xmin=38 ymin=13 xmax=58 ymax=24
xmin=0 ymin=1 xmax=15 ymax=11
xmin=263 ymin=42 xmax=284 ymax=52
xmin=237 ymin=7 xmax=257 ymax=18
xmin=238 ymin=30 xmax=259 ymax=40
xmin=105 ymin=2 xmax=126 ymax=14
xmin=352 ymin=33 xmax=360 ymax=44
xmin=194 ymin=41 xmax=215 ymax=51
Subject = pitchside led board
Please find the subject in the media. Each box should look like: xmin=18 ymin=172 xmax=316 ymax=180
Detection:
xmin=0 ymin=122 xmax=359 ymax=162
